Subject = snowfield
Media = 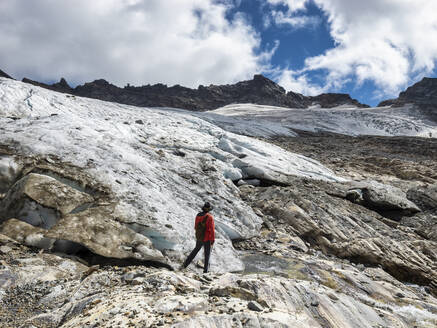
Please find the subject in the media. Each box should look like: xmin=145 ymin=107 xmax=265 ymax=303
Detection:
xmin=0 ymin=78 xmax=345 ymax=271
xmin=206 ymin=103 xmax=437 ymax=138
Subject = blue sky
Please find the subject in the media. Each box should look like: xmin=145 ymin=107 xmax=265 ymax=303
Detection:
xmin=1 ymin=0 xmax=437 ymax=107
xmin=227 ymin=0 xmax=437 ymax=106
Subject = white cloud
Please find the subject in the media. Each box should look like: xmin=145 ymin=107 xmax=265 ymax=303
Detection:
xmin=274 ymin=69 xmax=326 ymax=95
xmin=270 ymin=0 xmax=437 ymax=97
xmin=268 ymin=0 xmax=308 ymax=13
xmin=0 ymin=0 xmax=271 ymax=87
xmin=267 ymin=0 xmax=320 ymax=29
xmin=271 ymin=10 xmax=321 ymax=28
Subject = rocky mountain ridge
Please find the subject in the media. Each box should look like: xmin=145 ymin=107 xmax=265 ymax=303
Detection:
xmin=4 ymin=69 xmax=368 ymax=110
xmin=0 ymin=69 xmax=12 ymax=79
xmin=379 ymin=77 xmax=437 ymax=121
xmin=5 ymin=69 xmax=437 ymax=116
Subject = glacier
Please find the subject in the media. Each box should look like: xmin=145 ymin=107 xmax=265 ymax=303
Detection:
xmin=0 ymin=78 xmax=346 ymax=271
xmin=1 ymin=77 xmax=435 ymax=272
xmin=205 ymin=103 xmax=437 ymax=138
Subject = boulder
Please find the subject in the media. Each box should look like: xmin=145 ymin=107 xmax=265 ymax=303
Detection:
xmin=247 ymin=300 xmax=264 ymax=312
xmin=0 ymin=173 xmax=94 ymax=228
xmin=346 ymin=180 xmax=421 ymax=216
xmin=45 ymin=205 xmax=164 ymax=261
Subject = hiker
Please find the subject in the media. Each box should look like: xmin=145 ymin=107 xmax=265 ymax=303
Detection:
xmin=181 ymin=202 xmax=215 ymax=273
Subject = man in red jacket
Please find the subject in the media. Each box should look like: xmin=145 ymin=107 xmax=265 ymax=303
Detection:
xmin=181 ymin=202 xmax=215 ymax=273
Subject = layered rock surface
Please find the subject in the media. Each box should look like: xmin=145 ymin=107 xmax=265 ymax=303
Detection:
xmin=239 ymin=178 xmax=437 ymax=293
xmin=1 ymin=234 xmax=436 ymax=327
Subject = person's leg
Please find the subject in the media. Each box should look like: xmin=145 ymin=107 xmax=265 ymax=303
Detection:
xmin=183 ymin=240 xmax=203 ymax=268
xmin=203 ymin=241 xmax=211 ymax=273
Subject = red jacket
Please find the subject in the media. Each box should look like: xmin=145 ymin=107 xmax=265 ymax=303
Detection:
xmin=195 ymin=212 xmax=215 ymax=242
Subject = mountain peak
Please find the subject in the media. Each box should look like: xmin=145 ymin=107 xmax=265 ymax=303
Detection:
xmin=0 ymin=69 xmax=13 ymax=79
xmin=378 ymin=76 xmax=437 ymax=122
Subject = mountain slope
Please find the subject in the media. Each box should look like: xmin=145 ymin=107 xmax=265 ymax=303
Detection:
xmin=379 ymin=77 xmax=437 ymax=122
xmin=0 ymin=69 xmax=12 ymax=79
xmin=18 ymin=72 xmax=368 ymax=110
xmin=0 ymin=77 xmax=343 ymax=271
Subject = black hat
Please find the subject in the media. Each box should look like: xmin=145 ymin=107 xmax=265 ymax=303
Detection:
xmin=202 ymin=202 xmax=213 ymax=211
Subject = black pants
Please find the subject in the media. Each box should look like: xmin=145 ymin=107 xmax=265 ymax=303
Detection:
xmin=183 ymin=240 xmax=211 ymax=273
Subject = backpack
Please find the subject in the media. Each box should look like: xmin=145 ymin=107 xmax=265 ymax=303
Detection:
xmin=195 ymin=214 xmax=208 ymax=241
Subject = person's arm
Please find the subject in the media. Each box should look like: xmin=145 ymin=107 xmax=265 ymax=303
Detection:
xmin=205 ymin=215 xmax=215 ymax=244
xmin=194 ymin=215 xmax=200 ymax=230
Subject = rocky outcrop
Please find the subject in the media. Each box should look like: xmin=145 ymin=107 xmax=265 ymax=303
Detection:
xmin=0 ymin=69 xmax=13 ymax=79
xmin=379 ymin=78 xmax=437 ymax=107
xmin=346 ymin=180 xmax=421 ymax=218
xmin=407 ymin=183 xmax=437 ymax=211
xmin=21 ymin=77 xmax=73 ymax=94
xmin=239 ymin=176 xmax=437 ymax=295
xmin=378 ymin=77 xmax=437 ymax=122
xmin=20 ymin=73 xmax=369 ymax=110
xmin=309 ymin=93 xmax=369 ymax=108
xmin=401 ymin=210 xmax=437 ymax=242
xmin=1 ymin=234 xmax=436 ymax=327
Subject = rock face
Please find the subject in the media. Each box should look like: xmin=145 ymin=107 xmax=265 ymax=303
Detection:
xmin=309 ymin=93 xmax=368 ymax=108
xmin=239 ymin=176 xmax=437 ymax=294
xmin=379 ymin=77 xmax=437 ymax=122
xmin=0 ymin=69 xmax=12 ymax=79
xmin=407 ymin=183 xmax=437 ymax=211
xmin=18 ymin=73 xmax=369 ymax=110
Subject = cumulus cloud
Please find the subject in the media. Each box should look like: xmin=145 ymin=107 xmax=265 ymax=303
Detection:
xmin=267 ymin=0 xmax=320 ymax=29
xmin=0 ymin=0 xmax=271 ymax=87
xmin=270 ymin=0 xmax=437 ymax=97
xmin=274 ymin=69 xmax=326 ymax=95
